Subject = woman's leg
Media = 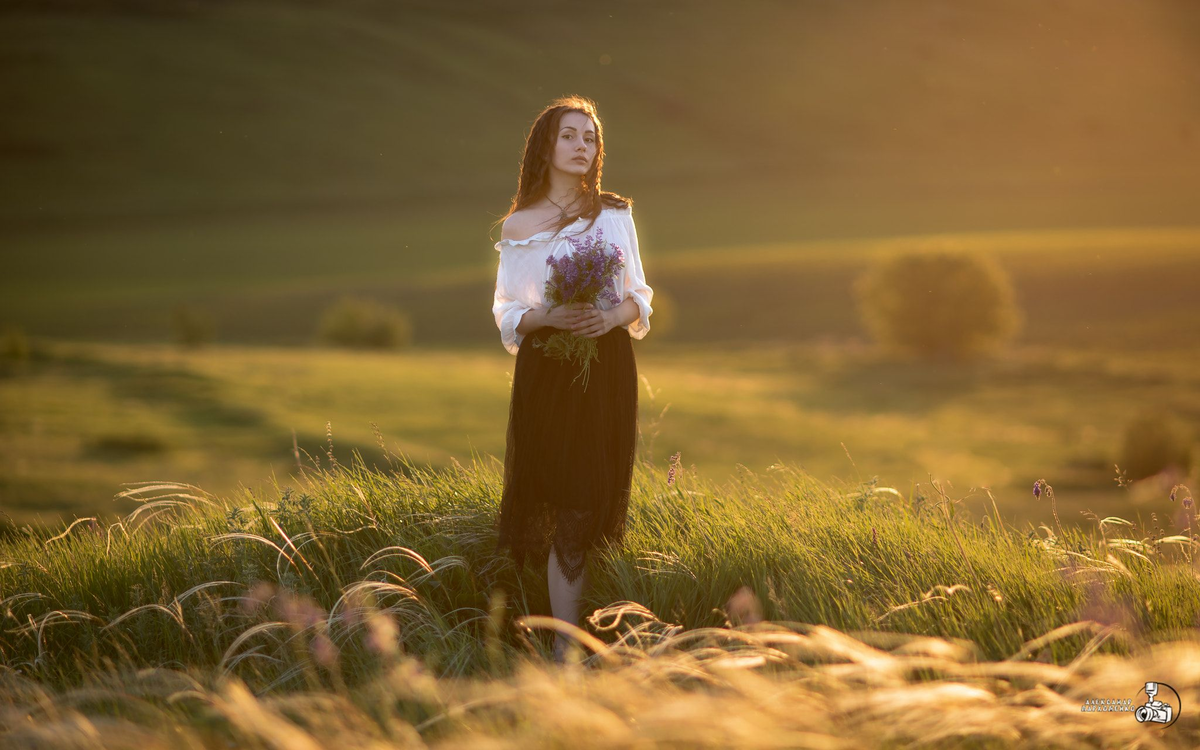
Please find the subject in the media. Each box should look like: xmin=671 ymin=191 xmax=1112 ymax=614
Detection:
xmin=547 ymin=543 xmax=587 ymax=662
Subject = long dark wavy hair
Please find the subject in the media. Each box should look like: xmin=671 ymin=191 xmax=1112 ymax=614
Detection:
xmin=492 ymin=95 xmax=632 ymax=241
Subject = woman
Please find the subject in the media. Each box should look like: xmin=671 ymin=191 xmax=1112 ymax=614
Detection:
xmin=491 ymin=95 xmax=653 ymax=663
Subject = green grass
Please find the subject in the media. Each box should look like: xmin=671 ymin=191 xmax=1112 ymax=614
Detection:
xmin=5 ymin=1 xmax=1195 ymax=225
xmin=2 ymin=453 xmax=1199 ymax=747
xmin=3 ymin=330 xmax=1198 ymax=531
xmin=5 ymin=224 xmax=1200 ymax=353
xmin=1 ymin=451 xmax=1197 ymax=688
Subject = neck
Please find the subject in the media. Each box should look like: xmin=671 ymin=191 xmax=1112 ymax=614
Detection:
xmin=545 ymin=171 xmax=586 ymax=212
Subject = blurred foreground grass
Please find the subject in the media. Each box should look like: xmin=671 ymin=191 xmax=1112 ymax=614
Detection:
xmin=2 ymin=627 xmax=1199 ymax=748
xmin=0 ymin=454 xmax=1197 ymax=747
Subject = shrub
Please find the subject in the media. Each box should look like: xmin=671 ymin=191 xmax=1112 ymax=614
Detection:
xmin=853 ymin=246 xmax=1021 ymax=361
xmin=170 ymin=305 xmax=215 ymax=348
xmin=84 ymin=430 xmax=170 ymax=458
xmin=1117 ymin=408 xmax=1194 ymax=482
xmin=0 ymin=324 xmax=30 ymax=361
xmin=318 ymin=297 xmax=413 ymax=349
xmin=0 ymin=324 xmax=31 ymax=376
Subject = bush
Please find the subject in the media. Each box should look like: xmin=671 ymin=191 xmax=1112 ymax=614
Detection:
xmin=318 ymin=297 xmax=413 ymax=349
xmin=84 ymin=430 xmax=170 ymax=458
xmin=170 ymin=305 xmax=215 ymax=348
xmin=0 ymin=324 xmax=32 ymax=376
xmin=1117 ymin=408 xmax=1194 ymax=482
xmin=0 ymin=324 xmax=30 ymax=361
xmin=853 ymin=246 xmax=1021 ymax=361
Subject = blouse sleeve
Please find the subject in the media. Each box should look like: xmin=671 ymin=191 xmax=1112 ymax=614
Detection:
xmin=493 ymin=251 xmax=533 ymax=356
xmin=619 ymin=208 xmax=653 ymax=339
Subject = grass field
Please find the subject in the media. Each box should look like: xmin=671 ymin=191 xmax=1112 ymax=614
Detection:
xmin=5 ymin=2 xmax=1200 ymax=745
xmin=6 ymin=215 xmax=1200 ymax=352
xmin=3 ymin=319 xmax=1197 ymax=533
xmin=1 ymin=455 xmax=1197 ymax=747
xmin=4 ymin=1 xmax=1196 ymax=226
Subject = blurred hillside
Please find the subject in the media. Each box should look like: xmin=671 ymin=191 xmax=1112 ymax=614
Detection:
xmin=2 ymin=0 xmax=1198 ymax=345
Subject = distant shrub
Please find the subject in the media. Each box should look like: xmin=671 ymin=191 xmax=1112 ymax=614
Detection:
xmin=854 ymin=247 xmax=1021 ymax=361
xmin=1118 ymin=409 xmax=1194 ymax=482
xmin=0 ymin=324 xmax=31 ymax=362
xmin=84 ymin=431 xmax=170 ymax=458
xmin=0 ymin=324 xmax=31 ymax=376
xmin=318 ymin=297 xmax=413 ymax=349
xmin=171 ymin=305 xmax=215 ymax=348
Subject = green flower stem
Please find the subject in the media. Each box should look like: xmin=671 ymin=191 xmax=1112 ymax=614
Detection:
xmin=532 ymin=332 xmax=600 ymax=392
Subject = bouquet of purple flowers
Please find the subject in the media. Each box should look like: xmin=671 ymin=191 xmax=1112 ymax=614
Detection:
xmin=533 ymin=226 xmax=625 ymax=391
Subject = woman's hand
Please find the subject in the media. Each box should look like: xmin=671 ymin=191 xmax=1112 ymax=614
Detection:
xmin=570 ymin=303 xmax=616 ymax=338
xmin=543 ymin=302 xmax=591 ymax=331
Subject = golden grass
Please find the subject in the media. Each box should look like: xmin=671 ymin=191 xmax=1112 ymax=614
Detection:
xmin=1 ymin=618 xmax=1197 ymax=748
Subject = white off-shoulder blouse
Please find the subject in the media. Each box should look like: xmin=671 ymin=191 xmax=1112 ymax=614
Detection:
xmin=492 ymin=204 xmax=653 ymax=356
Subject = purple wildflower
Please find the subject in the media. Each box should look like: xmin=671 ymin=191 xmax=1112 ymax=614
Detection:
xmin=725 ymin=585 xmax=763 ymax=626
xmin=543 ymin=228 xmax=626 ymax=307
xmin=277 ymin=593 xmax=326 ymax=631
xmin=667 ymin=451 xmax=681 ymax=487
xmin=1033 ymin=481 xmax=1041 ymax=499
xmin=1170 ymin=487 xmax=1177 ymax=502
xmin=1185 ymin=497 xmax=1194 ymax=510
xmin=241 ymin=582 xmax=277 ymax=616
xmin=539 ymin=227 xmax=627 ymax=389
xmin=310 ymin=633 xmax=338 ymax=667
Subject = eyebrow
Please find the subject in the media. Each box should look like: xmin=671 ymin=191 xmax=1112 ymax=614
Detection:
xmin=560 ymin=126 xmax=596 ymax=134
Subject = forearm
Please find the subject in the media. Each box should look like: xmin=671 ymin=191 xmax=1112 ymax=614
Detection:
xmin=516 ymin=307 xmax=547 ymax=336
xmin=605 ymin=297 xmax=640 ymax=328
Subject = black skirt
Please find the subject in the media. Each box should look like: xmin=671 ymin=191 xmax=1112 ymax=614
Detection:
xmin=495 ymin=324 xmax=639 ymax=585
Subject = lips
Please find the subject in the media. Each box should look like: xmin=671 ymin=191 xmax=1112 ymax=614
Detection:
xmin=572 ymin=157 xmax=588 ymax=164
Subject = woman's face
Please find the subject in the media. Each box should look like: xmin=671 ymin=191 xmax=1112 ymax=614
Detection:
xmin=551 ymin=110 xmax=597 ymax=177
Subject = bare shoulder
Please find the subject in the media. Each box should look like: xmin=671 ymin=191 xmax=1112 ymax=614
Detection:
xmin=501 ymin=210 xmax=530 ymax=242
xmin=502 ymin=208 xmax=555 ymax=242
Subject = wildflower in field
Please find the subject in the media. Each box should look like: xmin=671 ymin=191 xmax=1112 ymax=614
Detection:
xmin=1032 ymin=480 xmax=1041 ymax=499
xmin=1170 ymin=487 xmax=1177 ymax=502
xmin=667 ymin=451 xmax=682 ymax=487
xmin=533 ymin=227 xmax=626 ymax=391
xmin=364 ymin=611 xmax=400 ymax=657
xmin=240 ymin=581 xmax=277 ymax=616
xmin=725 ymin=585 xmax=763 ymax=626
xmin=1184 ymin=497 xmax=1194 ymax=510
xmin=278 ymin=593 xmax=326 ymax=631
xmin=310 ymin=633 xmax=338 ymax=667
